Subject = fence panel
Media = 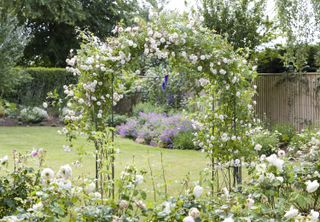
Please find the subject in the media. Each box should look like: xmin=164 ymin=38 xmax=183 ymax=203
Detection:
xmin=255 ymin=73 xmax=320 ymax=130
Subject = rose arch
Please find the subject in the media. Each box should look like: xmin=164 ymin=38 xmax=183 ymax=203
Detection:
xmin=63 ymin=13 xmax=257 ymax=197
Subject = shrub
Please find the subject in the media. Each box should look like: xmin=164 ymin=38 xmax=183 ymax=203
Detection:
xmin=117 ymin=112 xmax=194 ymax=148
xmin=3 ymin=67 xmax=77 ymax=106
xmin=132 ymin=102 xmax=166 ymax=117
xmin=0 ymin=101 xmax=5 ymax=118
xmin=19 ymin=107 xmax=48 ymax=123
xmin=272 ymin=123 xmax=296 ymax=145
xmin=253 ymin=130 xmax=280 ymax=156
xmin=106 ymin=114 xmax=127 ymax=127
xmin=172 ymin=131 xmax=198 ymax=150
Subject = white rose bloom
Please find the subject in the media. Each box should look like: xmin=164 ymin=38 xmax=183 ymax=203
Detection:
xmin=197 ymin=66 xmax=203 ymax=71
xmin=41 ymin=168 xmax=54 ymax=180
xmin=222 ymin=187 xmax=229 ymax=198
xmin=310 ymin=209 xmax=319 ymax=221
xmin=246 ymin=197 xmax=254 ymax=209
xmin=266 ymin=154 xmax=284 ymax=171
xmin=254 ymin=144 xmax=262 ymax=151
xmin=42 ymin=102 xmax=48 ymax=109
xmin=85 ymin=182 xmax=96 ymax=194
xmin=219 ymin=69 xmax=226 ymax=75
xmin=284 ymin=206 xmax=299 ymax=219
xmin=277 ymin=150 xmax=286 ymax=158
xmin=276 ymin=176 xmax=284 ymax=183
xmin=78 ymin=98 xmax=84 ymax=104
xmin=188 ymin=207 xmax=200 ymax=219
xmin=306 ymin=180 xmax=320 ymax=193
xmin=0 ymin=155 xmax=9 ymax=165
xmin=183 ymin=216 xmax=195 ymax=222
xmin=193 ymin=185 xmax=203 ymax=198
xmin=223 ymin=217 xmax=234 ymax=222
xmin=135 ymin=175 xmax=144 ymax=185
xmin=58 ymin=164 xmax=72 ymax=180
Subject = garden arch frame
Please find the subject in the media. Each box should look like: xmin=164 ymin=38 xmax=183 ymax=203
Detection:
xmin=64 ymin=13 xmax=257 ymax=197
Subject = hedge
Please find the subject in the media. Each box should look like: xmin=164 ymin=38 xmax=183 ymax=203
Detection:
xmin=4 ymin=67 xmax=77 ymax=106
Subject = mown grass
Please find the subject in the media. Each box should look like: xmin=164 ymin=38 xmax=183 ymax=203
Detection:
xmin=0 ymin=126 xmax=208 ymax=200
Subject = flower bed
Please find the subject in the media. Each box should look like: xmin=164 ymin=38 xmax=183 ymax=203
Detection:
xmin=117 ymin=112 xmax=196 ymax=149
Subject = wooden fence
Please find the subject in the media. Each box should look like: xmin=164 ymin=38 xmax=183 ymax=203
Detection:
xmin=255 ymin=73 xmax=320 ymax=130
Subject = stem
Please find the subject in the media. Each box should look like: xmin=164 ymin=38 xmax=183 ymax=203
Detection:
xmin=160 ymin=152 xmax=168 ymax=198
xmin=111 ymin=72 xmax=115 ymax=199
xmin=147 ymin=153 xmax=157 ymax=202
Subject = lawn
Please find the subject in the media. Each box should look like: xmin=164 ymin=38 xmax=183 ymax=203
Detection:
xmin=0 ymin=126 xmax=207 ymax=200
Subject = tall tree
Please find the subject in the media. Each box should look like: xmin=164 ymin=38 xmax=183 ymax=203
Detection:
xmin=0 ymin=0 xmax=140 ymax=67
xmin=201 ymin=0 xmax=274 ymax=57
xmin=0 ymin=13 xmax=29 ymax=96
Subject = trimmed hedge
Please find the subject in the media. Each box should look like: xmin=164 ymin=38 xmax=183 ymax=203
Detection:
xmin=4 ymin=67 xmax=77 ymax=106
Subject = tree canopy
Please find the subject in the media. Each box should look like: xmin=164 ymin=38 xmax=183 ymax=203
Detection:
xmin=0 ymin=0 xmax=141 ymax=67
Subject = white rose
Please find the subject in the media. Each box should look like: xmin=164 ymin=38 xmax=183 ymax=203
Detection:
xmin=41 ymin=168 xmax=54 ymax=180
xmin=58 ymin=164 xmax=72 ymax=180
xmin=193 ymin=185 xmax=203 ymax=198
xmin=310 ymin=209 xmax=319 ymax=222
xmin=135 ymin=175 xmax=144 ymax=185
xmin=284 ymin=206 xmax=299 ymax=219
xmin=85 ymin=182 xmax=96 ymax=194
xmin=254 ymin=144 xmax=262 ymax=151
xmin=266 ymin=154 xmax=284 ymax=171
xmin=188 ymin=207 xmax=200 ymax=219
xmin=183 ymin=216 xmax=195 ymax=222
xmin=306 ymin=180 xmax=320 ymax=193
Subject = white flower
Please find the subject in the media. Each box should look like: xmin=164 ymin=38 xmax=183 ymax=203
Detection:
xmin=41 ymin=168 xmax=54 ymax=180
xmin=246 ymin=197 xmax=254 ymax=209
xmin=197 ymin=66 xmax=203 ymax=71
xmin=310 ymin=209 xmax=319 ymax=221
xmin=183 ymin=216 xmax=195 ymax=222
xmin=32 ymin=202 xmax=43 ymax=211
xmin=42 ymin=102 xmax=48 ymax=109
xmin=135 ymin=200 xmax=146 ymax=210
xmin=278 ymin=150 xmax=285 ymax=158
xmin=135 ymin=175 xmax=144 ymax=185
xmin=254 ymin=144 xmax=262 ymax=151
xmin=260 ymin=154 xmax=266 ymax=161
xmin=193 ymin=185 xmax=203 ymax=198
xmin=85 ymin=182 xmax=96 ymax=194
xmin=284 ymin=206 xmax=299 ymax=219
xmin=162 ymin=201 xmax=174 ymax=214
xmin=119 ymin=200 xmax=129 ymax=209
xmin=222 ymin=187 xmax=229 ymax=198
xmin=97 ymin=113 xmax=102 ymax=118
xmin=223 ymin=217 xmax=234 ymax=222
xmin=58 ymin=164 xmax=72 ymax=180
xmin=266 ymin=154 xmax=284 ymax=171
xmin=0 ymin=155 xmax=8 ymax=165
xmin=219 ymin=69 xmax=226 ymax=75
xmin=306 ymin=180 xmax=320 ymax=193
xmin=78 ymin=98 xmax=84 ymax=104
xmin=63 ymin=145 xmax=72 ymax=152
xmin=188 ymin=207 xmax=200 ymax=219
xmin=276 ymin=176 xmax=284 ymax=183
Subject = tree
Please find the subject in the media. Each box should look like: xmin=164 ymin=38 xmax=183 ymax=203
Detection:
xmin=275 ymin=0 xmax=320 ymax=72
xmin=0 ymin=0 xmax=141 ymax=67
xmin=0 ymin=13 xmax=29 ymax=96
xmin=201 ymin=0 xmax=274 ymax=58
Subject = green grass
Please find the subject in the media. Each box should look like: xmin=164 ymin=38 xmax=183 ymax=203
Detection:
xmin=0 ymin=126 xmax=207 ymax=199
